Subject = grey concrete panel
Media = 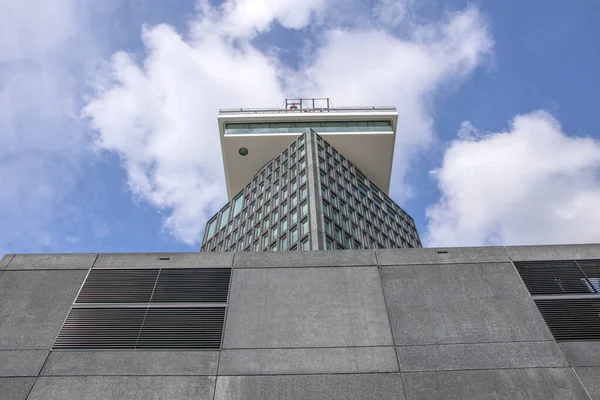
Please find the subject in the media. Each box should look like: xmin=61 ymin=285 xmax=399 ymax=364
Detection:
xmin=93 ymin=252 xmax=232 ymax=268
xmin=223 ymin=267 xmax=393 ymax=348
xmin=561 ymin=342 xmax=600 ymax=366
xmin=214 ymin=374 xmax=405 ymax=400
xmin=377 ymin=246 xmax=510 ymax=266
xmin=0 ymin=270 xmax=87 ymax=350
xmin=27 ymin=376 xmax=215 ymax=400
xmin=42 ymin=351 xmax=219 ymax=376
xmin=506 ymin=243 xmax=600 ymax=261
xmin=233 ymin=249 xmax=376 ymax=268
xmin=0 ymin=378 xmax=35 ymax=400
xmin=574 ymin=367 xmax=600 ymax=399
xmin=0 ymin=350 xmax=48 ymax=377
xmin=381 ymin=263 xmax=553 ymax=345
xmin=218 ymin=347 xmax=398 ymax=375
xmin=403 ymin=368 xmax=589 ymax=400
xmin=7 ymin=254 xmax=96 ymax=270
xmin=397 ymin=342 xmax=567 ymax=372
xmin=0 ymin=254 xmax=14 ymax=270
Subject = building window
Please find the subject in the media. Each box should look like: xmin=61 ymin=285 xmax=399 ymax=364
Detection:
xmin=301 ymin=202 xmax=308 ymax=217
xmin=290 ymin=228 xmax=298 ymax=244
xmin=301 ymin=237 xmax=310 ymax=251
xmin=301 ymin=219 xmax=309 ymax=236
xmin=291 ymin=210 xmax=298 ymax=225
xmin=281 ymin=217 xmax=288 ymax=232
xmin=291 ymin=193 xmax=298 ymax=208
xmin=206 ymin=217 xmax=217 ymax=240
xmin=232 ymin=194 xmax=244 ymax=217
xmin=300 ymin=185 xmax=307 ymax=201
xmin=324 ymin=218 xmax=331 ymax=234
xmin=280 ymin=236 xmax=288 ymax=250
xmin=219 ymin=205 xmax=230 ymax=229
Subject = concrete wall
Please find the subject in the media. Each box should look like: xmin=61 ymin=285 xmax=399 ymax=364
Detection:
xmin=1 ymin=245 xmax=599 ymax=399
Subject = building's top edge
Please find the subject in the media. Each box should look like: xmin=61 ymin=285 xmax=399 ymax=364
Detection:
xmin=219 ymin=106 xmax=397 ymax=115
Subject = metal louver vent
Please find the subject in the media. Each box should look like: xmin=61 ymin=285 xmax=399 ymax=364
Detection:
xmin=137 ymin=307 xmax=226 ymax=350
xmin=535 ymin=298 xmax=600 ymax=341
xmin=514 ymin=260 xmax=595 ymax=295
xmin=576 ymin=260 xmax=600 ymax=293
xmin=151 ymin=268 xmax=231 ymax=303
xmin=54 ymin=267 xmax=231 ymax=350
xmin=54 ymin=308 xmax=146 ymax=350
xmin=75 ymin=269 xmax=159 ymax=303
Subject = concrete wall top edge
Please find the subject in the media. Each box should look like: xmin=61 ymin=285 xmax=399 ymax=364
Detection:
xmin=7 ymin=254 xmax=98 ymax=270
xmin=233 ymin=249 xmax=377 ymax=268
xmin=377 ymin=246 xmax=510 ymax=265
xmin=505 ymin=243 xmax=600 ymax=261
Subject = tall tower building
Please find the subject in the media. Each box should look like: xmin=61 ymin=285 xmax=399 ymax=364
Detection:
xmin=200 ymin=98 xmax=421 ymax=252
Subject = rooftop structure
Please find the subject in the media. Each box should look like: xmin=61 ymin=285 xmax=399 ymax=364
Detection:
xmin=218 ymin=98 xmax=398 ymax=199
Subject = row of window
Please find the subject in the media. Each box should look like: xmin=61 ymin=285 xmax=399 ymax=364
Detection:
xmin=224 ymin=120 xmax=393 ymax=135
xmin=315 ymin=135 xmax=421 ymax=249
xmin=202 ymin=134 xmax=311 ymax=252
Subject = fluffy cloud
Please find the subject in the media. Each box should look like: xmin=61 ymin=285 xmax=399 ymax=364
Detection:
xmin=0 ymin=0 xmax=103 ymax=252
xmin=426 ymin=111 xmax=600 ymax=246
xmin=84 ymin=0 xmax=492 ymax=244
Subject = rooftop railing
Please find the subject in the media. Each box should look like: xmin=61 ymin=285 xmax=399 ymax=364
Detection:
xmin=219 ymin=106 xmax=397 ymax=115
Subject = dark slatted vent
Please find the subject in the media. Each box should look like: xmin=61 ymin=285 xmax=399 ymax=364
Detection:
xmin=535 ymin=299 xmax=600 ymax=341
xmin=54 ymin=308 xmax=146 ymax=349
xmin=151 ymin=268 xmax=231 ymax=303
xmin=576 ymin=260 xmax=600 ymax=293
xmin=54 ymin=267 xmax=231 ymax=350
xmin=75 ymin=269 xmax=159 ymax=303
xmin=514 ymin=260 xmax=595 ymax=295
xmin=137 ymin=307 xmax=226 ymax=350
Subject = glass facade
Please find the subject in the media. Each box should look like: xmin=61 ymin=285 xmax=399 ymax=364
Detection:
xmin=316 ymin=133 xmax=420 ymax=250
xmin=201 ymin=129 xmax=421 ymax=252
xmin=201 ymin=133 xmax=311 ymax=252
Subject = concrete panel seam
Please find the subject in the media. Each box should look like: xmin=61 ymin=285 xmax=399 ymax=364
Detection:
xmin=90 ymin=254 xmax=99 ymax=268
xmin=214 ymin=371 xmax=403 ymax=377
xmin=230 ymin=264 xmax=379 ymax=270
xmin=222 ymin=345 xmax=397 ymax=351
xmin=25 ymin=350 xmax=51 ymax=400
xmin=377 ymin=264 xmax=406 ymax=399
xmin=400 ymin=366 xmax=593 ymax=374
xmin=212 ymin=352 xmax=221 ymax=400
xmin=381 ymin=260 xmax=513 ymax=267
xmin=394 ymin=339 xmax=555 ymax=347
xmin=503 ymin=246 xmax=512 ymax=261
xmin=571 ymin=367 xmax=594 ymax=400
xmin=5 ymin=254 xmax=15 ymax=269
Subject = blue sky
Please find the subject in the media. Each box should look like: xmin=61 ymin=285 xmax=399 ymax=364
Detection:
xmin=1 ymin=0 xmax=599 ymax=256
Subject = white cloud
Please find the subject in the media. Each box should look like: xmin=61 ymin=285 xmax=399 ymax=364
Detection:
xmin=198 ymin=0 xmax=327 ymax=38
xmin=426 ymin=110 xmax=600 ymax=246
xmin=84 ymin=1 xmax=492 ymax=245
xmin=0 ymin=0 xmax=103 ymax=252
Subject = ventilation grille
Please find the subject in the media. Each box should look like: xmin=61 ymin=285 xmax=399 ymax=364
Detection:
xmin=514 ymin=259 xmax=600 ymax=342
xmin=535 ymin=299 xmax=600 ymax=341
xmin=137 ymin=307 xmax=225 ymax=349
xmin=152 ymin=269 xmax=231 ymax=303
xmin=514 ymin=261 xmax=596 ymax=295
xmin=75 ymin=269 xmax=160 ymax=303
xmin=55 ymin=267 xmax=231 ymax=350
xmin=54 ymin=308 xmax=147 ymax=350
